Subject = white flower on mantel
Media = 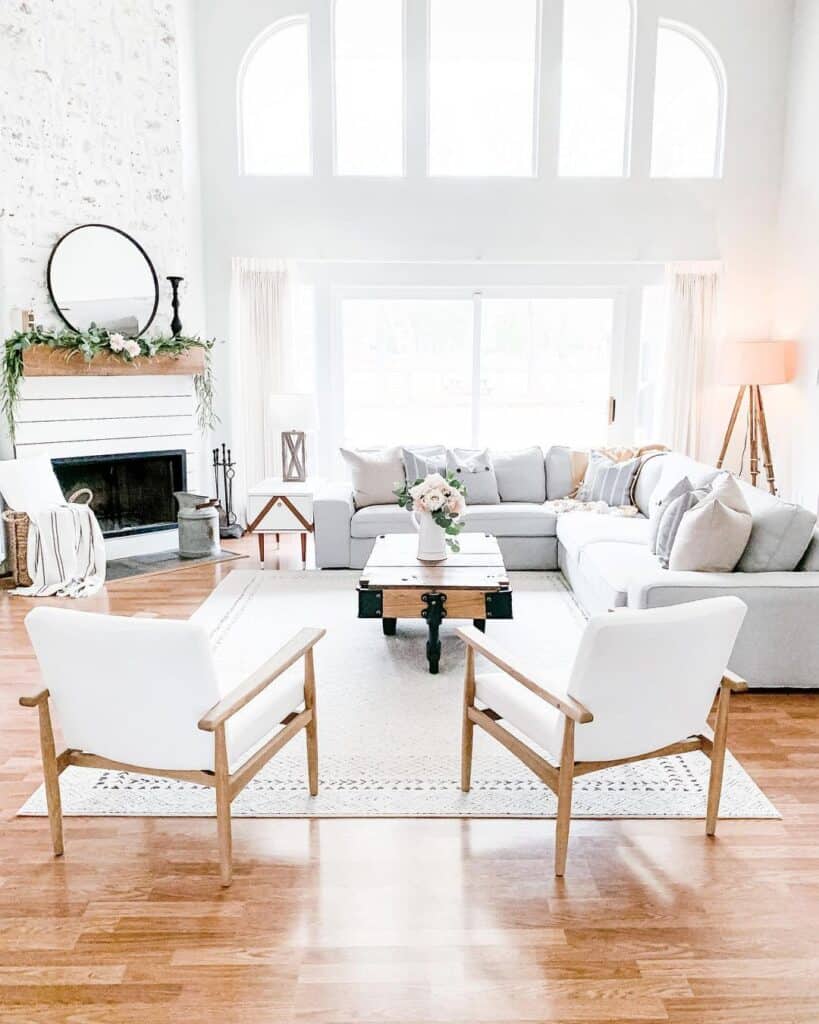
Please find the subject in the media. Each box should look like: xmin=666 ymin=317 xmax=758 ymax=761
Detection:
xmin=124 ymin=338 xmax=141 ymax=358
xmin=108 ymin=332 xmax=126 ymax=353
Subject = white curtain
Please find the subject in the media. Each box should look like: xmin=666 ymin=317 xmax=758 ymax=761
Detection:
xmin=231 ymin=258 xmax=293 ymax=503
xmin=658 ymin=264 xmax=721 ymax=459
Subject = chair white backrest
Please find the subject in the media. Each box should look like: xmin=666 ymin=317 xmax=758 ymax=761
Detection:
xmin=0 ymin=457 xmax=65 ymax=518
xmin=564 ymin=597 xmax=747 ymax=763
xmin=25 ymin=607 xmax=223 ymax=771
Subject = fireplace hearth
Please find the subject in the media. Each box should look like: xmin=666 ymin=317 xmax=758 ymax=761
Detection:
xmin=52 ymin=450 xmax=187 ymax=538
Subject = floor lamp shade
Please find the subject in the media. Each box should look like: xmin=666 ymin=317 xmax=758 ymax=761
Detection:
xmin=270 ymin=393 xmax=317 ymax=482
xmin=716 ymin=341 xmax=796 ymax=494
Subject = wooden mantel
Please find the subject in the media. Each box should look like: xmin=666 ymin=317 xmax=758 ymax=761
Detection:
xmin=22 ymin=345 xmax=205 ymax=377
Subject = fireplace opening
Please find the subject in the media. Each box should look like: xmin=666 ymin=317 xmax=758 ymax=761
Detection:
xmin=52 ymin=450 xmax=187 ymax=538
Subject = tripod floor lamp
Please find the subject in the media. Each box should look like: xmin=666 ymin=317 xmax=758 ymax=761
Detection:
xmin=717 ymin=341 xmax=796 ymax=494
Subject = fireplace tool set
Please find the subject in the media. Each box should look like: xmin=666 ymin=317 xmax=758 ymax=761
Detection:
xmin=212 ymin=444 xmax=243 ymax=539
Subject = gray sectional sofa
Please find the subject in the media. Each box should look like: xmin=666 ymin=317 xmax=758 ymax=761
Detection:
xmin=314 ymin=447 xmax=819 ymax=688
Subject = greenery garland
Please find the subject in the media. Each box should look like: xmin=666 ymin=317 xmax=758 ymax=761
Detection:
xmin=1 ymin=325 xmax=218 ymax=443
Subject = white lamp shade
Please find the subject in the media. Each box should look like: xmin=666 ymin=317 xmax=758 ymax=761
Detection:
xmin=719 ymin=341 xmax=797 ymax=386
xmin=270 ymin=393 xmax=317 ymax=430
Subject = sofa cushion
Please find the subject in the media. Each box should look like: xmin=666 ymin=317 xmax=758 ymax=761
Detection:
xmin=735 ymin=481 xmax=817 ymax=572
xmin=798 ymin=528 xmax=819 ymax=571
xmin=492 ymin=447 xmax=546 ymax=503
xmin=340 ymin=446 xmax=404 ymax=508
xmin=475 ymin=671 xmax=562 ymax=761
xmin=647 ymin=453 xmax=720 ymax=517
xmin=446 ymin=448 xmax=500 ymax=505
xmin=556 ymin=512 xmax=650 ymax=559
xmin=401 ymin=445 xmax=446 ymax=483
xmin=350 ymin=501 xmax=557 ymax=539
xmin=633 ymin=452 xmax=669 ymax=516
xmin=544 ymin=445 xmax=584 ymax=500
xmin=669 ymin=475 xmax=752 ymax=573
xmin=578 ymin=542 xmax=662 ymax=609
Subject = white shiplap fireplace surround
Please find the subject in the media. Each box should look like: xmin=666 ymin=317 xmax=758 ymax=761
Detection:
xmin=14 ymin=354 xmax=204 ymax=559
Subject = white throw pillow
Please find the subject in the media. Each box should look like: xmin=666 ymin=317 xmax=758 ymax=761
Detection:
xmin=446 ymin=448 xmax=500 ymax=505
xmin=340 ymin=447 xmax=405 ymax=508
xmin=669 ymin=474 xmax=752 ymax=572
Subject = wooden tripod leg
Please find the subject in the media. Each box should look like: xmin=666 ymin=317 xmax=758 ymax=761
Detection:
xmin=304 ymin=649 xmax=319 ymax=797
xmin=748 ymin=386 xmax=759 ymax=487
xmin=214 ymin=725 xmax=233 ymax=887
xmin=461 ymin=646 xmax=476 ymax=792
xmin=706 ymin=684 xmax=732 ymax=836
xmin=717 ymin=386 xmax=746 ymax=469
xmin=38 ymin=700 xmax=64 ymax=857
xmin=754 ymin=386 xmax=777 ymax=494
xmin=554 ymin=719 xmax=575 ymax=877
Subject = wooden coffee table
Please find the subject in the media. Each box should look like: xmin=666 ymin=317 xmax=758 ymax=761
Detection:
xmin=357 ymin=533 xmax=512 ymax=674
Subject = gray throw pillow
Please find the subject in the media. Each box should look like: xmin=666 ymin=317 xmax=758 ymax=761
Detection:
xmin=656 ymin=486 xmax=700 ymax=569
xmin=735 ymin=484 xmax=817 ymax=572
xmin=402 ymin=445 xmax=446 ymax=484
xmin=576 ymin=452 xmax=641 ymax=507
xmin=491 ymin=447 xmax=546 ymax=503
xmin=798 ymin=530 xmax=819 ymax=571
xmin=650 ymin=476 xmax=693 ymax=555
xmin=446 ymin=448 xmax=500 ymax=505
xmin=340 ymin=446 xmax=405 ymax=508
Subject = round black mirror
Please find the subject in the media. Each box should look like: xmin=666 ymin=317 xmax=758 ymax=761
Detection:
xmin=46 ymin=224 xmax=159 ymax=338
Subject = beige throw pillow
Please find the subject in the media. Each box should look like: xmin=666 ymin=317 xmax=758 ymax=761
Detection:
xmin=340 ymin=446 xmax=405 ymax=508
xmin=668 ymin=474 xmax=752 ymax=572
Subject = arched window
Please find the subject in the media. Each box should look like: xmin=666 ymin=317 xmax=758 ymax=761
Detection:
xmin=238 ymin=17 xmax=312 ymax=175
xmin=559 ymin=0 xmax=634 ymax=177
xmin=650 ymin=21 xmax=726 ymax=178
xmin=428 ymin=0 xmax=539 ymax=176
xmin=333 ymin=0 xmax=404 ymax=175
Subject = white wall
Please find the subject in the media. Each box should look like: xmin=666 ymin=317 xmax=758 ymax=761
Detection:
xmin=194 ymin=0 xmax=793 ymax=477
xmin=773 ymin=0 xmax=819 ymax=511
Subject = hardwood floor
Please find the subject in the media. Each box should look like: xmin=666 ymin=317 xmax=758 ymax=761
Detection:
xmin=1 ymin=535 xmax=818 ymax=1022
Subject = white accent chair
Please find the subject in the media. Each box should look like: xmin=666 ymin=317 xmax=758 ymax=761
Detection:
xmin=458 ymin=596 xmax=748 ymax=875
xmin=21 ymin=607 xmax=325 ymax=886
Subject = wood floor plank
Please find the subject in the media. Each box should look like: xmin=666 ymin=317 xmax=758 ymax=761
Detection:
xmin=1 ymin=534 xmax=817 ymax=1022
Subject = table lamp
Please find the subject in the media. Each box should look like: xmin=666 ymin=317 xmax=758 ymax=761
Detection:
xmin=716 ymin=341 xmax=796 ymax=494
xmin=270 ymin=393 xmax=317 ymax=482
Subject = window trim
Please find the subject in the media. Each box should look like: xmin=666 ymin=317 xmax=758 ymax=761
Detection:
xmin=236 ymin=14 xmax=314 ymax=177
xmin=331 ymin=0 xmax=407 ymax=177
xmin=650 ymin=19 xmax=727 ymax=180
xmin=425 ymin=0 xmax=543 ymax=179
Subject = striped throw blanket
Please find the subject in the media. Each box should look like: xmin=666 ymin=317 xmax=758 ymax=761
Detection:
xmin=13 ymin=503 xmax=106 ymax=598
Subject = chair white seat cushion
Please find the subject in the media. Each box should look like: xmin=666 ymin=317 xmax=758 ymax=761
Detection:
xmin=475 ymin=671 xmax=562 ymax=763
xmin=224 ymin=666 xmax=305 ymax=771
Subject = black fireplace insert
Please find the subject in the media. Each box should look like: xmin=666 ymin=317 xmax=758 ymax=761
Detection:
xmin=52 ymin=450 xmax=187 ymax=538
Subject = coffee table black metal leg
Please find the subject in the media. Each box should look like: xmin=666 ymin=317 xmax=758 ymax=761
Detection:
xmin=421 ymin=593 xmax=447 ymax=674
xmin=382 ymin=617 xmax=397 ymax=636
xmin=473 ymin=619 xmax=486 ymax=632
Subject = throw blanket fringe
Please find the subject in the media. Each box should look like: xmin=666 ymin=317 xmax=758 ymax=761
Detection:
xmin=12 ymin=504 xmax=106 ymax=598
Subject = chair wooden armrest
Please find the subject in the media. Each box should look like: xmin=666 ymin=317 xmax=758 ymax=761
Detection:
xmin=198 ymin=627 xmax=326 ymax=732
xmin=722 ymin=669 xmax=748 ymax=693
xmin=19 ymin=688 xmax=50 ymax=708
xmin=456 ymin=626 xmax=593 ymax=724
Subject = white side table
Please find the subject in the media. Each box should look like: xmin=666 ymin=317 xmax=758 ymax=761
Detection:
xmin=246 ymin=477 xmax=321 ymax=567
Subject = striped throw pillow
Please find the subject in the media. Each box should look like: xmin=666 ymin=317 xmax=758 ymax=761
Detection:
xmin=576 ymin=452 xmax=641 ymax=507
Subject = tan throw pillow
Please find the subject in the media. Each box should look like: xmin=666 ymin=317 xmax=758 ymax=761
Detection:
xmin=340 ymin=446 xmax=405 ymax=508
xmin=669 ymin=474 xmax=752 ymax=572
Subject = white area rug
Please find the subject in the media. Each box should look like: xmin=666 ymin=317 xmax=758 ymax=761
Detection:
xmin=19 ymin=570 xmax=778 ymax=819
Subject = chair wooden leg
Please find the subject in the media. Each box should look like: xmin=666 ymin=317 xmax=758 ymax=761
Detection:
xmin=555 ymin=719 xmax=575 ymax=877
xmin=461 ymin=646 xmax=476 ymax=792
xmin=304 ymin=648 xmax=319 ymax=797
xmin=706 ymin=684 xmax=732 ymax=836
xmin=37 ymin=700 xmax=64 ymax=857
xmin=214 ymin=725 xmax=233 ymax=887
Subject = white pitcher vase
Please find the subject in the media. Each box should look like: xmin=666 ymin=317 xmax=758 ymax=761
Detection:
xmin=412 ymin=510 xmax=448 ymax=563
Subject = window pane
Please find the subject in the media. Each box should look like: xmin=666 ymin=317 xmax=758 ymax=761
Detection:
xmin=429 ymin=0 xmax=538 ymax=176
xmin=240 ymin=19 xmax=311 ymax=175
xmin=636 ymin=284 xmax=668 ymax=443
xmin=334 ymin=0 xmax=403 ymax=175
xmin=480 ymin=298 xmax=613 ymax=448
xmin=559 ymin=0 xmax=632 ymax=177
xmin=651 ymin=26 xmax=722 ymax=178
xmin=342 ymin=299 xmax=473 ymax=446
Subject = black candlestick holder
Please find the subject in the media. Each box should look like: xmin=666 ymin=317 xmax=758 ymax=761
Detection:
xmin=167 ymin=276 xmax=184 ymax=337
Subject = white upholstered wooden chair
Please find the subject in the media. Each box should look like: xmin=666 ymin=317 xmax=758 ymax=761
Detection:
xmin=21 ymin=607 xmax=325 ymax=886
xmin=459 ymin=596 xmax=748 ymax=875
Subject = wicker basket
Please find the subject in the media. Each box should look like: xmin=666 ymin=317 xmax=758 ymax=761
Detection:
xmin=2 ymin=510 xmax=33 ymax=588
